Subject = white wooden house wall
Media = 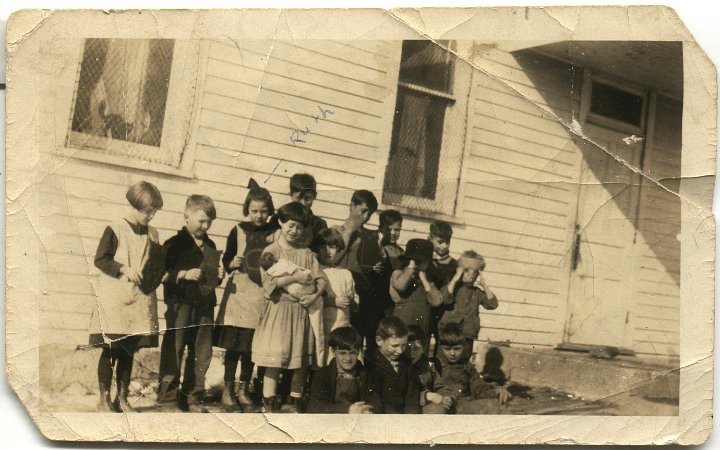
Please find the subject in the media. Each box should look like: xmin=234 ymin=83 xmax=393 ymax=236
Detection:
xmin=37 ymin=38 xmax=681 ymax=358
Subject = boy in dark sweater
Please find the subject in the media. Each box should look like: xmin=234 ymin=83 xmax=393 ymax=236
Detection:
xmin=364 ymin=316 xmax=421 ymax=414
xmin=433 ymin=323 xmax=510 ymax=414
xmin=157 ymin=195 xmax=224 ymax=412
xmin=308 ymin=327 xmax=375 ymax=414
xmin=439 ymin=250 xmax=498 ymax=356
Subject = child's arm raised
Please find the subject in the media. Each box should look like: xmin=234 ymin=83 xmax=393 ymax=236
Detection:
xmin=391 ymin=262 xmax=416 ymax=293
xmin=418 ymin=270 xmax=443 ymax=307
xmin=476 ymin=273 xmax=499 ymax=310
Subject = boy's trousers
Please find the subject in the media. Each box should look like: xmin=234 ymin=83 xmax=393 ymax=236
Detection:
xmin=158 ymin=302 xmax=214 ymax=398
xmin=455 ymin=398 xmax=501 ymax=414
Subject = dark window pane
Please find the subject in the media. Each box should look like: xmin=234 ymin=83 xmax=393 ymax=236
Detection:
xmin=383 ymin=88 xmax=446 ymax=201
xmin=590 ymin=81 xmax=644 ymax=127
xmin=398 ymin=40 xmax=454 ymax=93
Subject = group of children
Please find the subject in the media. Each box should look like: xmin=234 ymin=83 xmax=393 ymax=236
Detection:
xmin=91 ymin=173 xmax=507 ymax=415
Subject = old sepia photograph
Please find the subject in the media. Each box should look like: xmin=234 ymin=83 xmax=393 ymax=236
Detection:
xmin=4 ymin=7 xmax=715 ymax=445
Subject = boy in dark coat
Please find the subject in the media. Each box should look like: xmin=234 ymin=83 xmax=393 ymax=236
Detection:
xmin=157 ymin=195 xmax=224 ymax=412
xmin=308 ymin=327 xmax=375 ymax=414
xmin=433 ymin=323 xmax=510 ymax=414
xmin=364 ymin=316 xmax=421 ymax=414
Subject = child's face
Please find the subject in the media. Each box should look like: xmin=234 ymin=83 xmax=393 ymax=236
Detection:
xmin=318 ymin=245 xmax=338 ymax=266
xmin=376 ymin=335 xmax=408 ymax=361
xmin=333 ymin=348 xmax=360 ymax=373
xmin=280 ymin=219 xmax=305 ymax=244
xmin=185 ymin=209 xmax=213 ymax=238
xmin=462 ymin=268 xmax=480 ymax=284
xmin=132 ymin=207 xmax=157 ymax=227
xmin=349 ymin=202 xmax=373 ymax=225
xmin=247 ymin=200 xmax=270 ymax=227
xmin=429 ymin=234 xmax=451 ymax=258
xmin=380 ymin=222 xmax=402 ymax=245
xmin=291 ymin=191 xmax=316 ymax=209
xmin=407 ymin=338 xmax=425 ymax=364
xmin=440 ymin=343 xmax=465 ymax=363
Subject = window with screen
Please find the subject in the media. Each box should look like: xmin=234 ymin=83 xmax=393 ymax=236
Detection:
xmin=383 ymin=40 xmax=466 ymax=217
xmin=65 ymin=38 xmax=195 ymax=171
xmin=585 ymin=74 xmax=647 ymax=134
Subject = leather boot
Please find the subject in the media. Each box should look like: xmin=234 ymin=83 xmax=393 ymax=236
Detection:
xmin=235 ymin=381 xmax=255 ymax=409
xmin=97 ymin=383 xmax=114 ymax=412
xmin=221 ymin=381 xmax=240 ymax=412
xmin=262 ymin=396 xmax=282 ymax=413
xmin=113 ymin=381 xmax=136 ymax=413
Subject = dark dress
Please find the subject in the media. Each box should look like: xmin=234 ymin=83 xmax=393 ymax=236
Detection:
xmin=214 ymin=221 xmax=278 ymax=351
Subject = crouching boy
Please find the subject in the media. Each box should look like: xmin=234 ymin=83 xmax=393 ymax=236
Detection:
xmin=364 ymin=316 xmax=421 ymax=414
xmin=307 ymin=327 xmax=375 ymax=414
xmin=433 ymin=323 xmax=510 ymax=414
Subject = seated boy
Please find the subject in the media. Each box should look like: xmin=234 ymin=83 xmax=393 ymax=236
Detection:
xmin=364 ymin=316 xmax=421 ymax=414
xmin=433 ymin=323 xmax=510 ymax=414
xmin=440 ymin=250 xmax=498 ymax=355
xmin=406 ymin=325 xmax=453 ymax=414
xmin=307 ymin=327 xmax=375 ymax=414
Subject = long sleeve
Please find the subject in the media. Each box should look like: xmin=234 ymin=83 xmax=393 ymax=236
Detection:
xmin=479 ymin=288 xmax=499 ymax=310
xmin=425 ymin=283 xmax=444 ymax=308
xmin=307 ymin=369 xmax=350 ymax=414
xmin=222 ymin=226 xmax=238 ymax=273
xmin=402 ymin=370 xmax=422 ymax=414
xmin=94 ymin=226 xmax=122 ymax=278
xmin=468 ymin=366 xmax=497 ymax=399
xmin=465 ymin=289 xmax=482 ymax=339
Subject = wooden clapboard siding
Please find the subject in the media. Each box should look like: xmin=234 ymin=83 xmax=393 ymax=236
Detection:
xmin=38 ymin=39 xmax=399 ymax=346
xmin=458 ymin=47 xmax=582 ymax=345
xmin=626 ymin=94 xmax=681 ymax=356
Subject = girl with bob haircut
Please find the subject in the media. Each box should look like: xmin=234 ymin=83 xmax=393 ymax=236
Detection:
xmin=90 ymin=180 xmax=165 ymax=413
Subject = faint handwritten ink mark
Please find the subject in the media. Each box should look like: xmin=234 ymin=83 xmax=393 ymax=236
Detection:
xmin=290 ymin=106 xmax=335 ymax=146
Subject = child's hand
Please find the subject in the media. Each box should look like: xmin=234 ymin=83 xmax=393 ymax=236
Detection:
xmin=475 ymin=273 xmax=488 ymax=290
xmin=229 ymin=255 xmax=244 ymax=270
xmin=293 ymin=270 xmax=313 ymax=285
xmin=345 ymin=212 xmax=365 ymax=233
xmin=372 ymin=262 xmax=384 ymax=273
xmin=218 ymin=264 xmax=226 ymax=280
xmin=426 ymin=392 xmax=444 ymax=404
xmin=184 ymin=268 xmax=203 ymax=281
xmin=496 ymin=386 xmax=511 ymax=405
xmin=299 ymin=293 xmax=319 ymax=307
xmin=441 ymin=396 xmax=454 ymax=409
xmin=454 ymin=266 xmax=464 ymax=280
xmin=120 ymin=266 xmax=142 ymax=285
xmin=335 ymin=295 xmax=352 ymax=308
xmin=348 ymin=401 xmax=372 ymax=414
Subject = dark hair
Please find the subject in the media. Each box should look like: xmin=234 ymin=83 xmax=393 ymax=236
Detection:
xmin=243 ymin=178 xmax=275 ymax=217
xmin=351 ymin=190 xmax=378 ymax=215
xmin=328 ymin=326 xmax=363 ymax=351
xmin=311 ymin=227 xmax=346 ymax=253
xmin=185 ymin=195 xmax=216 ymax=220
xmin=379 ymin=209 xmax=403 ymax=228
xmin=438 ymin=323 xmax=465 ymax=347
xmin=289 ymin=173 xmax=317 ymax=196
xmin=259 ymin=252 xmax=278 ymax=271
xmin=126 ymin=181 xmax=164 ymax=210
xmin=407 ymin=325 xmax=426 ymax=344
xmin=430 ymin=220 xmax=453 ymax=240
xmin=276 ymin=202 xmax=311 ymax=227
xmin=376 ymin=315 xmax=409 ymax=340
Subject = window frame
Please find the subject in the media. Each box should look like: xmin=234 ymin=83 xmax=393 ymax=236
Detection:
xmin=581 ymin=70 xmax=649 ymax=136
xmin=59 ymin=39 xmax=204 ymax=178
xmin=379 ymin=40 xmax=471 ymax=220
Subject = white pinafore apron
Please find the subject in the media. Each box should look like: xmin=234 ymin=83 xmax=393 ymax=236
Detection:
xmin=89 ymin=220 xmax=160 ymax=343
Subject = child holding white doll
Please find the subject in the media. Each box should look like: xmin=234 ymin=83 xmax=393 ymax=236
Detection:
xmin=252 ymin=202 xmax=328 ymax=413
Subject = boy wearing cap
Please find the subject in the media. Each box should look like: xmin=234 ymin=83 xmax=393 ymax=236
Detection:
xmin=440 ymin=250 xmax=498 ymax=355
xmin=389 ymin=239 xmax=445 ymax=338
